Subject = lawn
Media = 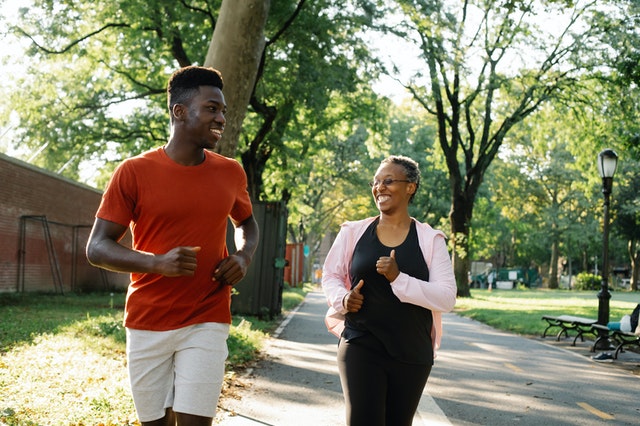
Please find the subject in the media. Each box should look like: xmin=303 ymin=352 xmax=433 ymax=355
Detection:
xmin=454 ymin=288 xmax=638 ymax=336
xmin=1 ymin=286 xmax=637 ymax=425
xmin=0 ymin=284 xmax=311 ymax=426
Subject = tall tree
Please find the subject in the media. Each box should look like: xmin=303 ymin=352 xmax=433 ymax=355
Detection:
xmin=238 ymin=0 xmax=383 ymax=200
xmin=378 ymin=0 xmax=608 ymax=296
xmin=614 ymin=160 xmax=640 ymax=291
xmin=478 ymin=155 xmax=548 ymax=273
xmin=204 ymin=0 xmax=271 ymax=159
xmin=505 ymin=140 xmax=587 ymax=288
xmin=586 ymin=0 xmax=640 ymax=158
xmin=0 ymin=0 xmax=382 ymax=206
xmin=1 ymin=0 xmax=225 ymax=183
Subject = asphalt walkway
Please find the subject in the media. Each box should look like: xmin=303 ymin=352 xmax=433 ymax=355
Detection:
xmin=215 ymin=290 xmax=640 ymax=425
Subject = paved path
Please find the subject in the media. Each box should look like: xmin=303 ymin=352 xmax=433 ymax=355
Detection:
xmin=430 ymin=313 xmax=639 ymax=425
xmin=215 ymin=290 xmax=640 ymax=425
xmin=215 ymin=290 xmax=346 ymax=425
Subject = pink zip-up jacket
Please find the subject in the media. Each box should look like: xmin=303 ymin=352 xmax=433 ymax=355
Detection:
xmin=322 ymin=216 xmax=457 ymax=358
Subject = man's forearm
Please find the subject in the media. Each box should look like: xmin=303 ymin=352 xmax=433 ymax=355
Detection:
xmin=234 ymin=215 xmax=259 ymax=262
xmin=87 ymin=238 xmax=157 ymax=274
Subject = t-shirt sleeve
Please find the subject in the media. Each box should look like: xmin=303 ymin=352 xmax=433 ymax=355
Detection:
xmin=229 ymin=162 xmax=253 ymax=224
xmin=96 ymin=160 xmax=137 ymax=227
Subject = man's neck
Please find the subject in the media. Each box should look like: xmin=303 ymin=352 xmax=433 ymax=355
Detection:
xmin=164 ymin=140 xmax=205 ymax=166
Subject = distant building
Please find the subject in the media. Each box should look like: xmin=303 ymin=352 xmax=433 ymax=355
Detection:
xmin=0 ymin=153 xmax=128 ymax=293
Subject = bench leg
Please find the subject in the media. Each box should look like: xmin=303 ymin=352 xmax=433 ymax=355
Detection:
xmin=572 ymin=331 xmax=585 ymax=346
xmin=555 ymin=329 xmax=568 ymax=341
xmin=612 ymin=336 xmax=640 ymax=359
xmin=542 ymin=321 xmax=560 ymax=338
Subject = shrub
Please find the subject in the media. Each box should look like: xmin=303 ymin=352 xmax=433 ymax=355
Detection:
xmin=573 ymin=272 xmax=601 ymax=291
xmin=227 ymin=318 xmax=266 ymax=367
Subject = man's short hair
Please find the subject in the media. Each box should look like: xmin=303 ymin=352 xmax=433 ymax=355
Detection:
xmin=167 ymin=66 xmax=224 ymax=110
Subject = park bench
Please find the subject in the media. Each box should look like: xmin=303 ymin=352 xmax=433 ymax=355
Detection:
xmin=591 ymin=324 xmax=640 ymax=359
xmin=541 ymin=315 xmax=598 ymax=346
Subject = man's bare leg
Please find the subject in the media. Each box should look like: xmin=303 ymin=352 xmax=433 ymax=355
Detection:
xmin=141 ymin=407 xmax=176 ymax=426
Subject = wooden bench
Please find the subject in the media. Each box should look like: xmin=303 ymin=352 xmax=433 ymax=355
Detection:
xmin=591 ymin=324 xmax=640 ymax=359
xmin=541 ymin=315 xmax=598 ymax=346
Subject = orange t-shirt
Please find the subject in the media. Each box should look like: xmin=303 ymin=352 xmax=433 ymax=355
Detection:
xmin=96 ymin=147 xmax=253 ymax=330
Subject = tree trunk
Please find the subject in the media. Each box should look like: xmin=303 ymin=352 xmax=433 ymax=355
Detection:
xmin=450 ymin=194 xmax=472 ymax=297
xmin=452 ymin=234 xmax=471 ymax=297
xmin=204 ymin=0 xmax=271 ymax=159
xmin=548 ymin=239 xmax=559 ymax=289
xmin=630 ymin=239 xmax=639 ymax=292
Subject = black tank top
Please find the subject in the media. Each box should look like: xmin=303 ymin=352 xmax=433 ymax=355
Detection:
xmin=344 ymin=218 xmax=434 ymax=364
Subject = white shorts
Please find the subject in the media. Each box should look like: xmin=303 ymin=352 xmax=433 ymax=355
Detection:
xmin=126 ymin=322 xmax=230 ymax=422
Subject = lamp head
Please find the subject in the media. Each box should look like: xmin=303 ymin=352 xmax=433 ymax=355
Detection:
xmin=597 ymin=149 xmax=618 ymax=179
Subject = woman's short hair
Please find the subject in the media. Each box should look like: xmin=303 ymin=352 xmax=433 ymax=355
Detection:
xmin=380 ymin=155 xmax=421 ymax=203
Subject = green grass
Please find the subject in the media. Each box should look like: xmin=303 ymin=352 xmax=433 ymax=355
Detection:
xmin=0 ymin=284 xmax=313 ymax=425
xmin=455 ymin=288 xmax=638 ymax=336
xmin=2 ymin=285 xmax=635 ymax=424
xmin=0 ymin=292 xmax=125 ymax=353
xmin=0 ymin=293 xmax=136 ymax=425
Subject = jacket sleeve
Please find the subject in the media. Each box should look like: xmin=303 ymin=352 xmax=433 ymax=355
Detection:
xmin=390 ymin=233 xmax=457 ymax=313
xmin=321 ymin=225 xmax=352 ymax=315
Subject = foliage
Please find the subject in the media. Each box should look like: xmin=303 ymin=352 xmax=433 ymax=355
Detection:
xmin=242 ymin=0 xmax=385 ymax=201
xmin=572 ymin=272 xmax=602 ymax=291
xmin=469 ymin=184 xmax=513 ymax=265
xmin=0 ymin=0 xmax=223 ymax=184
xmin=370 ymin=0 xmax=622 ymax=296
xmin=613 ymin=158 xmax=640 ymax=291
xmin=494 ymin=108 xmax=598 ymax=287
xmin=227 ymin=318 xmax=266 ymax=367
xmin=584 ymin=0 xmax=640 ymax=158
xmin=1 ymin=0 xmax=639 ymax=293
xmin=469 ymin=77 xmax=637 ymax=284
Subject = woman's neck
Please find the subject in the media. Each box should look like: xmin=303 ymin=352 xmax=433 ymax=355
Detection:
xmin=378 ymin=211 xmax=412 ymax=228
xmin=376 ymin=212 xmax=412 ymax=247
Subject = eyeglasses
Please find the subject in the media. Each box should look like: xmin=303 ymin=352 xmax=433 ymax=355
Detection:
xmin=368 ymin=178 xmax=412 ymax=188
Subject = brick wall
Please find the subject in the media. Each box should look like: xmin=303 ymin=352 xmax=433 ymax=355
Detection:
xmin=0 ymin=153 xmax=128 ymax=293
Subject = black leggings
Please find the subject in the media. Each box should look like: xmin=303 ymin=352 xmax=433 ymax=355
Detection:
xmin=337 ymin=334 xmax=432 ymax=426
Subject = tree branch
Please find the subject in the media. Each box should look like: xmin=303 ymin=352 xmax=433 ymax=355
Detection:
xmin=267 ymin=0 xmax=307 ymax=48
xmin=15 ymin=23 xmax=130 ymax=55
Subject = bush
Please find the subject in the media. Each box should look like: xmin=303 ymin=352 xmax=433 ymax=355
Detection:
xmin=573 ymin=272 xmax=601 ymax=291
xmin=227 ymin=318 xmax=266 ymax=367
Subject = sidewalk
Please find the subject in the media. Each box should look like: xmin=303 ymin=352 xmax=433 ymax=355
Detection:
xmin=215 ymin=290 xmax=640 ymax=425
xmin=214 ymin=290 xmax=346 ymax=425
xmin=430 ymin=313 xmax=640 ymax=425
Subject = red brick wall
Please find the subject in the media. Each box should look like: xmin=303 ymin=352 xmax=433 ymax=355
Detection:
xmin=0 ymin=153 xmax=128 ymax=293
xmin=284 ymin=243 xmax=304 ymax=287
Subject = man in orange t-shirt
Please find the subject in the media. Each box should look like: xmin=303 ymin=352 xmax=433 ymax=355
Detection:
xmin=86 ymin=66 xmax=259 ymax=426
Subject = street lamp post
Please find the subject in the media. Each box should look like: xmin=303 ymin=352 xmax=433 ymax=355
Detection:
xmin=595 ymin=148 xmax=618 ymax=349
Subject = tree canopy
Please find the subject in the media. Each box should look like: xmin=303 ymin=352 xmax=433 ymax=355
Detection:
xmin=0 ymin=0 xmax=638 ymax=292
xmin=362 ymin=0 xmax=636 ymax=295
